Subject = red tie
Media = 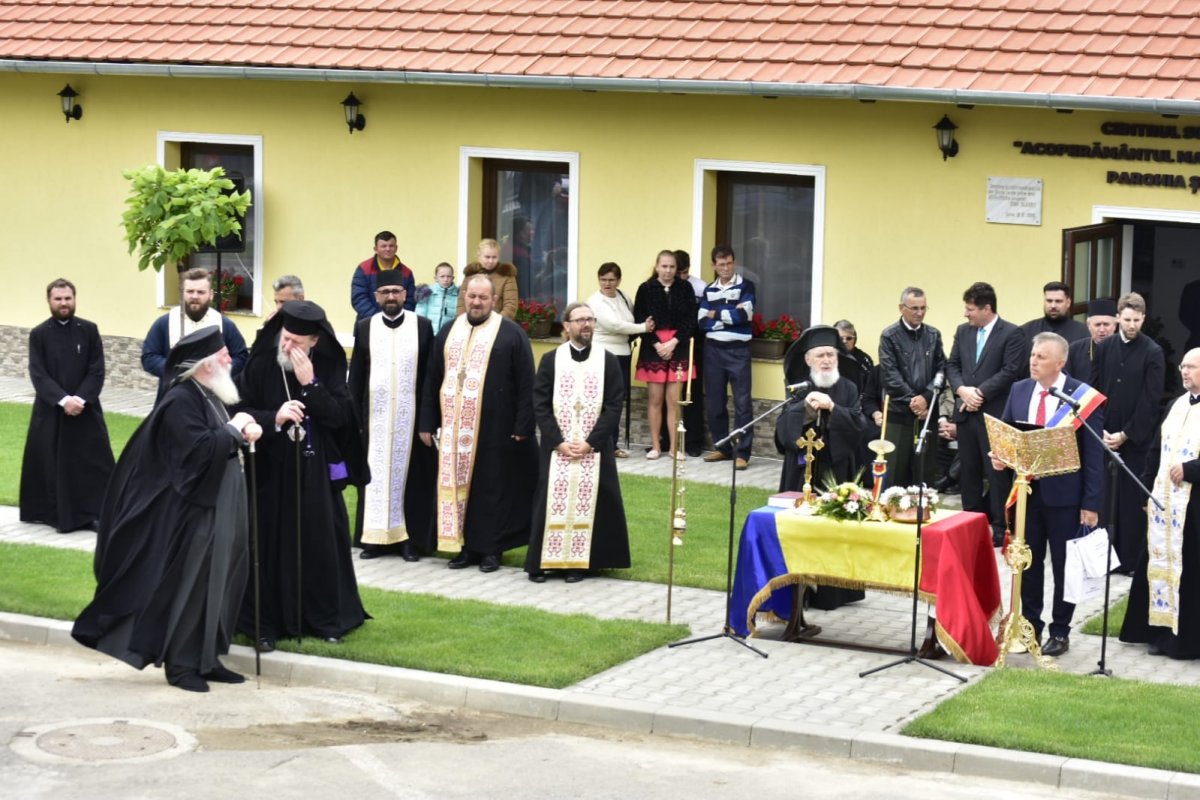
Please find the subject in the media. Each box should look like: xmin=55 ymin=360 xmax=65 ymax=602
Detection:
xmin=1035 ymin=389 xmax=1049 ymax=426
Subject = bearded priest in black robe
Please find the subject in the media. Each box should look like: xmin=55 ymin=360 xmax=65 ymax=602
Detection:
xmin=233 ymin=301 xmax=367 ymax=649
xmin=419 ymin=274 xmax=538 ymax=572
xmin=73 ymin=327 xmax=263 ymax=692
xmin=525 ymin=302 xmax=630 ymax=583
xmin=774 ymin=325 xmax=866 ymax=610
xmin=348 ymin=269 xmax=437 ymax=560
xmin=20 ymin=279 xmax=114 ymax=533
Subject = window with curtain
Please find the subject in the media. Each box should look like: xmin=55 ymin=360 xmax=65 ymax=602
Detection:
xmin=715 ymin=172 xmax=816 ymax=324
xmin=482 ymin=159 xmax=570 ymax=313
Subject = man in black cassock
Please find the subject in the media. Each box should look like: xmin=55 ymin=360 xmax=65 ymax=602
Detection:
xmin=233 ymin=301 xmax=367 ymax=649
xmin=776 ymin=325 xmax=866 ymax=492
xmin=73 ymin=327 xmax=263 ymax=692
xmin=525 ymin=301 xmax=630 ymax=583
xmin=1091 ymin=292 xmax=1166 ymax=573
xmin=775 ymin=325 xmax=866 ymax=610
xmin=1121 ymin=348 xmax=1200 ymax=659
xmin=1019 ymin=280 xmax=1090 ymax=348
xmin=348 ymin=269 xmax=436 ymax=561
xmin=1065 ymin=297 xmax=1117 ymax=382
xmin=20 ymin=278 xmax=114 ymax=533
xmin=419 ymin=274 xmax=537 ymax=573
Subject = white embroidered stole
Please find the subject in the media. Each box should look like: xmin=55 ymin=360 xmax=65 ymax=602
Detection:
xmin=168 ymin=305 xmax=223 ymax=347
xmin=540 ymin=344 xmax=605 ymax=569
xmin=435 ymin=312 xmax=501 ymax=552
xmin=1148 ymin=396 xmax=1200 ymax=632
xmin=361 ymin=314 xmax=420 ymax=545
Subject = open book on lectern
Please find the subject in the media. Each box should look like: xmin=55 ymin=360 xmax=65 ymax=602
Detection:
xmin=984 ymin=414 xmax=1080 ymax=479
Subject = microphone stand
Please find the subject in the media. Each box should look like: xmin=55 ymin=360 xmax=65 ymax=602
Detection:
xmin=1055 ymin=393 xmax=1162 ymax=678
xmin=669 ymin=395 xmax=801 ymax=658
xmin=862 ymin=390 xmax=966 ymax=682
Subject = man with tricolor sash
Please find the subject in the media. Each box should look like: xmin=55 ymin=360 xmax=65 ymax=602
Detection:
xmin=525 ymin=302 xmax=631 ymax=583
xmin=419 ymin=274 xmax=537 ymax=573
xmin=1120 ymin=348 xmax=1200 ymax=659
xmin=348 ymin=269 xmax=437 ymax=561
xmin=992 ymin=332 xmax=1105 ymax=657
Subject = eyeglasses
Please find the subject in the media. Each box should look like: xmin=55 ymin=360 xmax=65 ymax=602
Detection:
xmin=902 ymin=305 xmax=927 ymax=313
xmin=567 ymin=317 xmax=596 ymax=325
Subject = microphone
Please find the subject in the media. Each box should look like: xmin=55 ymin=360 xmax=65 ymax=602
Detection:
xmin=1049 ymin=386 xmax=1081 ymax=410
xmin=786 ymin=380 xmax=812 ymax=393
xmin=931 ymin=370 xmax=945 ymax=391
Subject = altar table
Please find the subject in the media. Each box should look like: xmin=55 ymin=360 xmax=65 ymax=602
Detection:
xmin=729 ymin=507 xmax=1002 ymax=665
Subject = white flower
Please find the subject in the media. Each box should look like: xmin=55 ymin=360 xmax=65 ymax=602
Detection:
xmin=845 ymin=500 xmax=859 ymax=514
xmin=898 ymin=495 xmax=911 ymax=510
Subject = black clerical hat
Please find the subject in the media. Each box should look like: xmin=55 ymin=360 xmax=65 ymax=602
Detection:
xmin=165 ymin=326 xmax=223 ymax=383
xmin=1088 ymin=297 xmax=1117 ymax=317
xmin=375 ymin=270 xmax=405 ymax=289
xmin=280 ymin=300 xmax=326 ymax=336
xmin=783 ymin=324 xmax=858 ymax=389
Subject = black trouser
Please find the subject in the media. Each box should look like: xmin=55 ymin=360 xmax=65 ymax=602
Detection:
xmin=957 ymin=412 xmax=1010 ymax=536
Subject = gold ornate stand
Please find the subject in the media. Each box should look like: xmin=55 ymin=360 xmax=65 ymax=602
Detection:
xmin=994 ymin=474 xmax=1058 ymax=670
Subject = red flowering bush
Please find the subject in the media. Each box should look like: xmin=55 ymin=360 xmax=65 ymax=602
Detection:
xmin=216 ymin=272 xmax=245 ymax=312
xmin=751 ymin=312 xmax=802 ymax=341
xmin=514 ymin=298 xmax=558 ymax=331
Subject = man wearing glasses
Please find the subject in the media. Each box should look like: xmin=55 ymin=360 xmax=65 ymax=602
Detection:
xmin=877 ymin=286 xmax=946 ymax=487
xmin=525 ymin=302 xmax=630 ymax=584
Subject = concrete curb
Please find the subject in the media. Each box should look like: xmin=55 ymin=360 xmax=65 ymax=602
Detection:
xmin=2 ymin=611 xmax=1189 ymax=798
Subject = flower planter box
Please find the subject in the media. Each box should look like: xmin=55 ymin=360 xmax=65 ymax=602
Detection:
xmin=525 ymin=320 xmax=553 ymax=339
xmin=750 ymin=338 xmax=787 ymax=360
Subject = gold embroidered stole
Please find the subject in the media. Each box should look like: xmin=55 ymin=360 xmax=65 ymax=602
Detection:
xmin=362 ymin=314 xmax=420 ymax=545
xmin=1148 ymin=395 xmax=1200 ymax=632
xmin=540 ymin=344 xmax=605 ymax=569
xmin=435 ymin=312 xmax=501 ymax=552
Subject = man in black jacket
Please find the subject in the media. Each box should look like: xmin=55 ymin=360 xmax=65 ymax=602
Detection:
xmin=946 ymin=282 xmax=1026 ymax=546
xmin=877 ymin=286 xmax=945 ymax=488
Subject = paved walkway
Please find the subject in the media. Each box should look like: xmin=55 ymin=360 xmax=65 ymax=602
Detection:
xmin=5 ymin=376 xmax=1200 ymax=796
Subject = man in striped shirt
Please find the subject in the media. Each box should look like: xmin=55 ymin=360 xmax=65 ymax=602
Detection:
xmin=699 ymin=244 xmax=756 ymax=470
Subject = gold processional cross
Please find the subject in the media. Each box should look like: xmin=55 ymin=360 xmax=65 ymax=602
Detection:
xmin=796 ymin=428 xmax=825 ymax=507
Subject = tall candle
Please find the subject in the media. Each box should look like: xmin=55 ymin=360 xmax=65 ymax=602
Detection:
xmin=684 ymin=337 xmax=695 ymax=402
xmin=880 ymin=394 xmax=890 ymax=439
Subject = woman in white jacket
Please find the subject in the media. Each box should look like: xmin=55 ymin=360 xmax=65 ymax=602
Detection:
xmin=587 ymin=262 xmax=653 ymax=458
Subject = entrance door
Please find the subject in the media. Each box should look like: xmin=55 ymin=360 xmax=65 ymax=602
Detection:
xmin=1061 ymin=223 xmax=1122 ymax=316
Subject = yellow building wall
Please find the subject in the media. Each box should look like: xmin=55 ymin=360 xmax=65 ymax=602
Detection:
xmin=2 ymin=72 xmax=1197 ymax=397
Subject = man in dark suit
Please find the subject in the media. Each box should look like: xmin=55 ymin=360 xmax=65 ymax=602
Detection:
xmin=993 ymin=332 xmax=1104 ymax=657
xmin=946 ymin=281 xmax=1026 ymax=546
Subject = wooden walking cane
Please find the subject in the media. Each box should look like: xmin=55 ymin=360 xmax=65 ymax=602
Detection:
xmin=248 ymin=440 xmax=261 ymax=684
xmin=294 ymin=427 xmax=303 ymax=644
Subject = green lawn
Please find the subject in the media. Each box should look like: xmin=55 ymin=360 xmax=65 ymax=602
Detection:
xmin=904 ymin=668 xmax=1200 ymax=773
xmin=1 ymin=401 xmax=769 ymax=591
xmin=0 ymin=541 xmax=685 ymax=688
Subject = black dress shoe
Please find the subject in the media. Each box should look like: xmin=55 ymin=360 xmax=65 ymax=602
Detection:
xmin=448 ymin=551 xmax=474 ymax=569
xmin=686 ymin=448 xmax=702 ymax=458
xmin=257 ymin=637 xmax=276 ymax=653
xmin=401 ymin=542 xmax=421 ymax=562
xmin=528 ymin=570 xmax=547 ymax=583
xmin=359 ymin=547 xmax=383 ymax=560
xmin=203 ymin=663 xmax=246 ymax=684
xmin=479 ymin=554 xmax=501 ymax=573
xmin=166 ymin=667 xmax=210 ymax=693
xmin=1042 ymin=635 xmax=1070 ymax=657
xmin=1148 ymin=641 xmax=1165 ymax=656
xmin=564 ymin=569 xmax=585 ymax=583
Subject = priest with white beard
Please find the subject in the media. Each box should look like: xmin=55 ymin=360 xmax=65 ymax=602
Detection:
xmin=74 ymin=327 xmax=263 ymax=693
xmin=348 ymin=269 xmax=437 ymax=560
xmin=775 ymin=325 xmax=867 ymax=492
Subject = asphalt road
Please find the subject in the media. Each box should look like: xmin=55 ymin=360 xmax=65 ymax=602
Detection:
xmin=2 ymin=639 xmax=1125 ymax=800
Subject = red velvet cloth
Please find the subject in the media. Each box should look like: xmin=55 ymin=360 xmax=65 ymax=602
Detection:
xmin=918 ymin=511 xmax=1002 ymax=665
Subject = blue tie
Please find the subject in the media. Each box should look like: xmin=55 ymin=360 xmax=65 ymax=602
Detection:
xmin=975 ymin=326 xmax=986 ymax=361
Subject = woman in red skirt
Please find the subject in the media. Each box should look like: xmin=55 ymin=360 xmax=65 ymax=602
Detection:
xmin=634 ymin=250 xmax=698 ymax=459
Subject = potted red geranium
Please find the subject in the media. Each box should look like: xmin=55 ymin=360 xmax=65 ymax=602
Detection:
xmin=750 ymin=312 xmax=802 ymax=359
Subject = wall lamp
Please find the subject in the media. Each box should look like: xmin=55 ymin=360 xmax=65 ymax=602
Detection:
xmin=341 ymin=92 xmax=366 ymax=134
xmin=934 ymin=115 xmax=958 ymax=160
xmin=58 ymin=84 xmax=82 ymax=123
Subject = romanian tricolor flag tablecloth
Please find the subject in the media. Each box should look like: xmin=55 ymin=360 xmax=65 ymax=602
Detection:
xmin=729 ymin=507 xmax=1003 ymax=665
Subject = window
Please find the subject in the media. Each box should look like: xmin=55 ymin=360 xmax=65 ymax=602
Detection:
xmin=715 ymin=171 xmax=817 ymax=324
xmin=459 ymin=147 xmax=579 ymax=315
xmin=156 ymin=133 xmax=263 ymax=315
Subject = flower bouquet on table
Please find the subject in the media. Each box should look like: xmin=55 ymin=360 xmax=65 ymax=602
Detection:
xmin=750 ymin=312 xmax=803 ymax=341
xmin=879 ymin=485 xmax=940 ymax=523
xmin=515 ymin=298 xmax=558 ymax=336
xmin=813 ymin=482 xmax=875 ymax=522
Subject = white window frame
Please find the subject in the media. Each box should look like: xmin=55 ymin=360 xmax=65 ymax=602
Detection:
xmin=1092 ymin=205 xmax=1200 ymax=297
xmin=154 ymin=131 xmax=264 ymax=316
xmin=457 ymin=146 xmax=580 ymax=303
xmin=692 ymin=159 xmax=826 ymax=326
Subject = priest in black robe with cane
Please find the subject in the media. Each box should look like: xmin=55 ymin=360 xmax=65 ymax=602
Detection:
xmin=525 ymin=302 xmax=631 ymax=583
xmin=234 ymin=301 xmax=367 ymax=649
xmin=73 ymin=327 xmax=262 ymax=692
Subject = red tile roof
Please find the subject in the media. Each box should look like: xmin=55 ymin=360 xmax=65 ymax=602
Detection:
xmin=1 ymin=0 xmax=1199 ymax=106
